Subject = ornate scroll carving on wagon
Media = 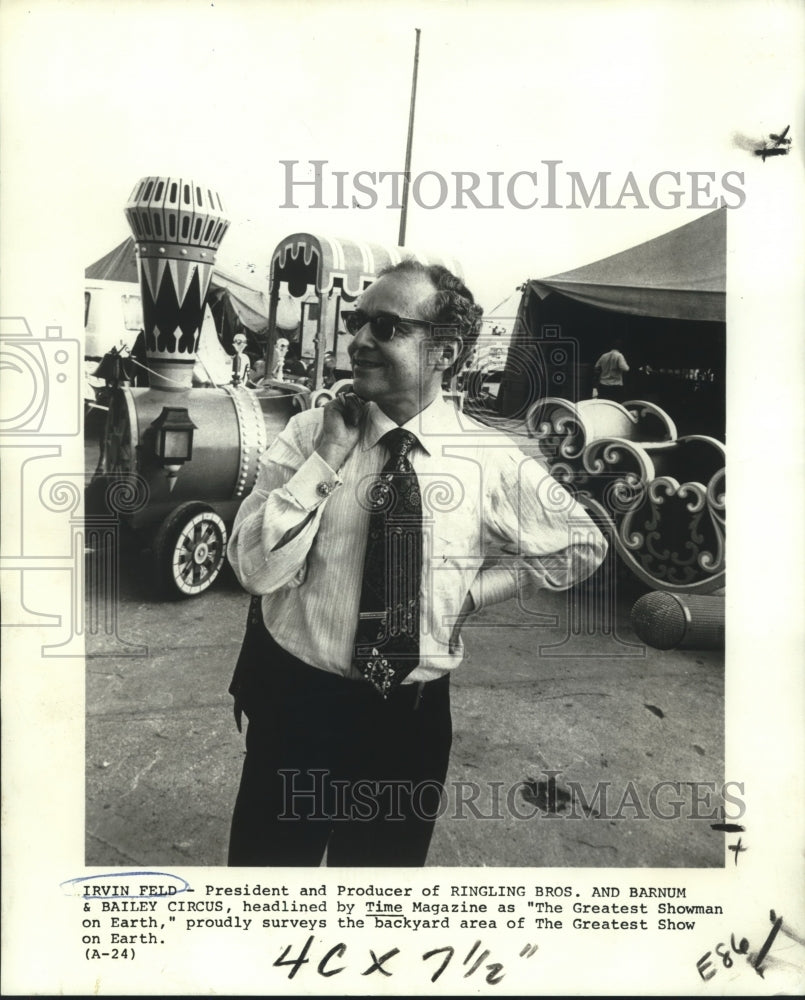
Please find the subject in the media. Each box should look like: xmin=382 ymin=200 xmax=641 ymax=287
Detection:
xmin=526 ymin=397 xmax=725 ymax=594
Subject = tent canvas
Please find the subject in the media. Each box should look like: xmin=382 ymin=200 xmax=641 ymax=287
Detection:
xmin=528 ymin=207 xmax=725 ymax=322
xmin=499 ymin=208 xmax=727 ymax=436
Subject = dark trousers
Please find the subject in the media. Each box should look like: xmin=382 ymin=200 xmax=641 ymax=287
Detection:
xmin=228 ymin=621 xmax=452 ymax=867
xmin=596 ymin=384 xmax=626 ymax=403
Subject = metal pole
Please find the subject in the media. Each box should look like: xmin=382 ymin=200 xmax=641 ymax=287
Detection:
xmin=398 ymin=28 xmax=421 ymax=247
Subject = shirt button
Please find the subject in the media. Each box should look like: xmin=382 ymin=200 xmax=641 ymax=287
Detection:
xmin=316 ymin=481 xmax=335 ymax=497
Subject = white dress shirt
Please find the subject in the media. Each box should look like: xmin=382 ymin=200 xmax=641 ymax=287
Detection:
xmin=227 ymin=394 xmax=607 ymax=683
xmin=594 ymin=349 xmax=630 ymax=386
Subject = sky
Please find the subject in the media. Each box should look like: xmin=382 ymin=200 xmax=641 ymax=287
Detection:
xmin=1 ymin=0 xmax=802 ymax=322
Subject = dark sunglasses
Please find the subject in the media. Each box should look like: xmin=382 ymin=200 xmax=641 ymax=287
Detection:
xmin=341 ymin=309 xmax=457 ymax=343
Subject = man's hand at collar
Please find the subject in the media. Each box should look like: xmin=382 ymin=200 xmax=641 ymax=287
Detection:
xmin=316 ymin=392 xmax=367 ymax=470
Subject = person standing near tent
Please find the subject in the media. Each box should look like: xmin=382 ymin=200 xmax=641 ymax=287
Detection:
xmin=593 ymin=340 xmax=630 ymax=402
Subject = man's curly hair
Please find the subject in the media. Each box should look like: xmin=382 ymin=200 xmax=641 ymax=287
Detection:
xmin=377 ymin=258 xmax=483 ymax=374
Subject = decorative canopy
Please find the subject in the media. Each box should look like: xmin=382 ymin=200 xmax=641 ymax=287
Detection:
xmin=528 ymin=208 xmax=726 ymax=322
xmin=270 ymin=232 xmax=464 ymax=299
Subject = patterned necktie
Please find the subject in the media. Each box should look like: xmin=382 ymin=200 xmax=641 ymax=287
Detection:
xmin=353 ymin=428 xmax=423 ymax=698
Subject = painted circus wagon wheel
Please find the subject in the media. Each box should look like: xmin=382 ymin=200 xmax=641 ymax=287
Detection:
xmin=153 ymin=501 xmax=228 ymax=598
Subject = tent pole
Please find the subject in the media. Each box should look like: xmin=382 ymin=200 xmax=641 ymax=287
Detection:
xmin=266 ymin=261 xmax=280 ymax=372
xmin=398 ymin=28 xmax=421 ymax=247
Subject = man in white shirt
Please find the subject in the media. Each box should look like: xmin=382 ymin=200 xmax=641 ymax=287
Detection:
xmin=226 ymin=260 xmax=607 ymax=867
xmin=593 ymin=340 xmax=630 ymax=402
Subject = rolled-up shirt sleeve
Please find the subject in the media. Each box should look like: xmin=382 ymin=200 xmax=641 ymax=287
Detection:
xmin=469 ymin=449 xmax=607 ymax=612
xmin=227 ymin=418 xmax=341 ymax=595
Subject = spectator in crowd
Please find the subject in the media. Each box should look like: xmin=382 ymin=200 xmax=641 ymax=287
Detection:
xmin=306 ymin=349 xmax=338 ymax=388
xmin=281 ymin=342 xmax=309 ymax=383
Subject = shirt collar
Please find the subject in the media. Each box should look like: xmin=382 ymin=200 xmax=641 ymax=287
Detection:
xmin=361 ymin=394 xmax=461 ymax=456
